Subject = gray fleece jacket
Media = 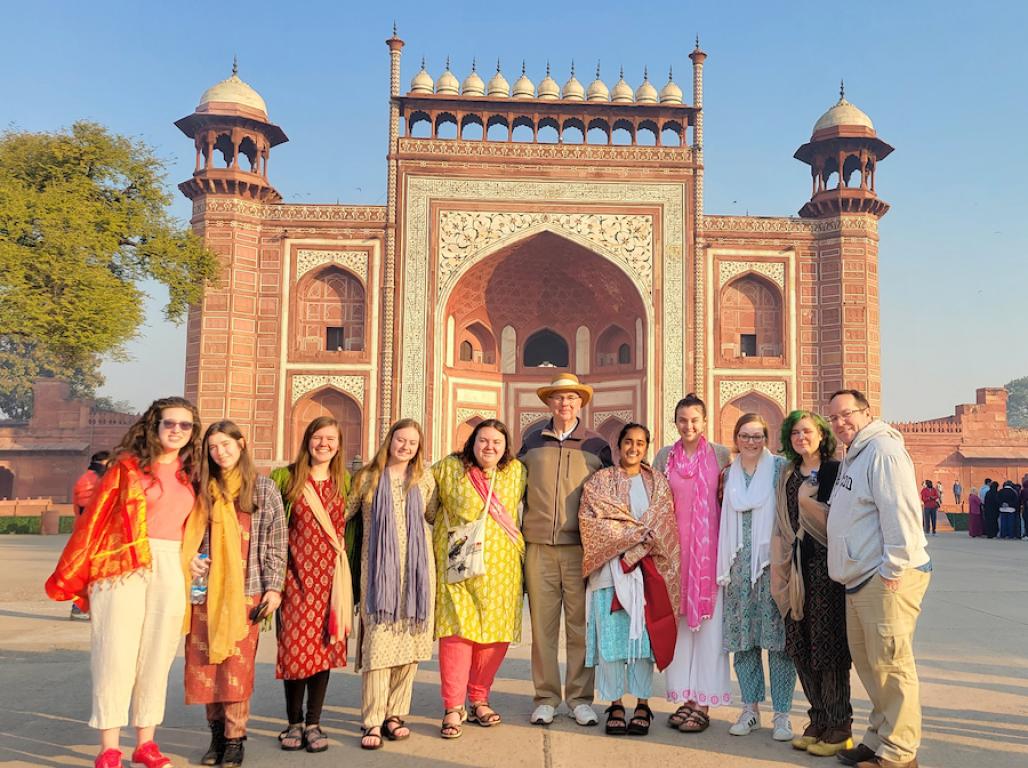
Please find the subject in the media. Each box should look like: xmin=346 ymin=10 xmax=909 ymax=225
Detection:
xmin=826 ymin=420 xmax=929 ymax=589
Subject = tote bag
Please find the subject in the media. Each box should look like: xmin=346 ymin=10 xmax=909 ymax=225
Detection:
xmin=445 ymin=472 xmax=494 ymax=584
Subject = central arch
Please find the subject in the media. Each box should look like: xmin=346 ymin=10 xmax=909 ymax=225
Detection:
xmin=435 ymin=230 xmax=651 ymax=454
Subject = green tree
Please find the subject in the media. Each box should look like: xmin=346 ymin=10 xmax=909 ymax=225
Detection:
xmin=0 ymin=122 xmax=219 ymax=418
xmin=1006 ymin=376 xmax=1028 ymax=428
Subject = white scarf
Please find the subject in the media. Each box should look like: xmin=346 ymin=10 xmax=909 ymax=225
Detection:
xmin=716 ymin=448 xmax=777 ymax=587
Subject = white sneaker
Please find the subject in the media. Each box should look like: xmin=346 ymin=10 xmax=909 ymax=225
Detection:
xmin=729 ymin=706 xmax=761 ymax=736
xmin=772 ymin=712 xmax=793 ymax=741
xmin=530 ymin=704 xmax=555 ymax=725
xmin=570 ymin=704 xmax=598 ymax=726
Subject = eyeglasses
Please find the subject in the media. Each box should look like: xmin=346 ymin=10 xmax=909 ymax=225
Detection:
xmin=161 ymin=419 xmax=195 ymax=432
xmin=549 ymin=395 xmax=581 ymax=403
xmin=737 ymin=433 xmax=766 ymax=443
xmin=828 ymin=408 xmax=867 ymax=424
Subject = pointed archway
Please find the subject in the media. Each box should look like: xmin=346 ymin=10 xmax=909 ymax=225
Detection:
xmin=438 ymin=230 xmax=649 ymax=454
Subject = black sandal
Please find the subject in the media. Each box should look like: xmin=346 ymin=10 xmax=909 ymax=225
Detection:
xmin=627 ymin=703 xmax=653 ymax=736
xmin=604 ymin=703 xmax=628 ymax=736
xmin=304 ymin=724 xmax=329 ymax=753
xmin=360 ymin=726 xmax=383 ymax=750
xmin=382 ymin=716 xmax=410 ymax=741
xmin=678 ymin=708 xmax=710 ymax=733
xmin=279 ymin=723 xmax=304 ymax=751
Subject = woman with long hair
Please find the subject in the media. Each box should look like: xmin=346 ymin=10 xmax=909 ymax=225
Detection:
xmin=770 ymin=411 xmax=852 ymax=756
xmin=46 ymin=397 xmax=201 ymax=768
xmin=579 ymin=423 xmax=680 ymax=738
xmin=652 ymin=394 xmax=732 ymax=734
xmin=182 ymin=421 xmax=288 ymax=767
xmin=717 ymin=413 xmax=796 ymax=742
xmin=431 ymin=419 xmax=527 ymax=739
xmin=271 ymin=416 xmax=352 ymax=753
xmin=346 ymin=418 xmax=438 ymax=750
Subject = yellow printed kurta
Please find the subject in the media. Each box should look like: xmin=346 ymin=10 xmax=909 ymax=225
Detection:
xmin=431 ymin=456 xmax=528 ymax=644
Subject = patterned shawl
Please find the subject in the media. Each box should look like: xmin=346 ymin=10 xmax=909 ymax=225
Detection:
xmin=579 ymin=465 xmax=680 ymax=615
xmin=45 ymin=457 xmax=154 ymax=612
xmin=665 ymin=438 xmax=721 ymax=629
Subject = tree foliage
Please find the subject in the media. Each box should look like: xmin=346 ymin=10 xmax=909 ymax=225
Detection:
xmin=0 ymin=122 xmax=219 ymax=418
xmin=1005 ymin=376 xmax=1028 ymax=429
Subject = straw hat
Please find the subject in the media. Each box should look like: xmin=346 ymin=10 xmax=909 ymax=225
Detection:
xmin=536 ymin=373 xmax=593 ymax=406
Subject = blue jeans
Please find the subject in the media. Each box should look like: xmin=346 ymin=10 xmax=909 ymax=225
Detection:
xmin=922 ymin=507 xmax=937 ymax=534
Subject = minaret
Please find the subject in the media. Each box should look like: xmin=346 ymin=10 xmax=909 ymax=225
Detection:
xmin=381 ymin=24 xmax=404 ymax=436
xmin=175 ymin=62 xmax=288 ymax=451
xmin=796 ymin=84 xmax=894 ymax=410
xmin=689 ymin=37 xmax=707 ymax=397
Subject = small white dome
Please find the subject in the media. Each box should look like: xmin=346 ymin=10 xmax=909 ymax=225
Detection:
xmin=611 ymin=67 xmax=634 ymax=103
xmin=487 ymin=61 xmax=510 ymax=97
xmin=410 ymin=58 xmax=434 ymax=94
xmin=461 ymin=60 xmax=485 ymax=96
xmin=436 ymin=58 xmax=460 ymax=95
xmin=587 ymin=64 xmax=609 ymax=102
xmin=635 ymin=67 xmax=657 ymax=104
xmin=537 ymin=63 xmax=560 ymax=99
xmin=512 ymin=62 xmax=535 ymax=99
xmin=814 ymin=94 xmax=874 ymax=132
xmin=562 ymin=63 xmax=585 ymax=101
xmin=659 ymin=67 xmax=683 ymax=104
xmin=199 ymin=61 xmax=268 ymax=117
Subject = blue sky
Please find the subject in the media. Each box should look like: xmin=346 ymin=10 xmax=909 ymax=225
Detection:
xmin=3 ymin=1 xmax=1026 ymax=421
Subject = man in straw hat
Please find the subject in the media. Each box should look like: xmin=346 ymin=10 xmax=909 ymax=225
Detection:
xmin=518 ymin=373 xmax=613 ymax=726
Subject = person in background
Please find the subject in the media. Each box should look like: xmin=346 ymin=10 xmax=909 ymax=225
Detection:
xmin=983 ymin=481 xmax=1001 ymax=539
xmin=347 ymin=419 xmax=438 ymax=751
xmin=271 ymin=417 xmax=352 ymax=753
xmin=935 ymin=482 xmax=944 ymax=511
xmin=653 ymin=394 xmax=732 ymax=735
xmin=183 ymin=421 xmax=287 ymax=768
xmin=826 ymin=389 xmax=931 ymax=768
xmin=919 ymin=480 xmax=939 ymax=536
xmin=997 ymin=481 xmax=1020 ymax=540
xmin=579 ymin=423 xmax=680 ymax=738
xmin=718 ymin=413 xmax=796 ymax=743
xmin=431 ymin=419 xmax=527 ymax=739
xmin=519 ymin=373 xmax=613 ymax=727
xmin=46 ymin=397 xmax=201 ymax=768
xmin=69 ymin=450 xmax=112 ymax=621
xmin=1020 ymin=476 xmax=1028 ymax=541
xmin=952 ymin=479 xmax=962 ymax=509
xmin=967 ymin=487 xmax=984 ymax=538
xmin=771 ymin=411 xmax=852 ymax=757
xmin=979 ymin=478 xmax=992 ymax=504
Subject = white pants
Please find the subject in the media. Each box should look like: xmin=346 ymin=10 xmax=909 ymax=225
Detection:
xmin=89 ymin=538 xmax=185 ymax=730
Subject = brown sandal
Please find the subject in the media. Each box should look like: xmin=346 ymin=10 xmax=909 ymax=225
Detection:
xmin=668 ymin=704 xmax=694 ymax=729
xmin=440 ymin=707 xmax=466 ymax=739
xmin=360 ymin=726 xmax=383 ymax=750
xmin=468 ymin=701 xmax=501 ymax=727
xmin=678 ymin=708 xmax=710 ymax=733
xmin=382 ymin=716 xmax=410 ymax=741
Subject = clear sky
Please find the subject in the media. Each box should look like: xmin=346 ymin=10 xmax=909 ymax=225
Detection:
xmin=2 ymin=0 xmax=1026 ymax=421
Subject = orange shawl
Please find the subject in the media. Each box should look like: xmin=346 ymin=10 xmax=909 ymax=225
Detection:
xmin=45 ymin=457 xmax=153 ymax=612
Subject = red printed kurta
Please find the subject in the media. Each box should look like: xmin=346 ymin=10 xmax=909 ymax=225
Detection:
xmin=275 ymin=479 xmax=348 ymax=679
xmin=185 ymin=511 xmax=261 ymax=703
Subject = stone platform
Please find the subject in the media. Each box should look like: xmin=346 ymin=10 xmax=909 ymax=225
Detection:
xmin=1 ymin=533 xmax=1025 ymax=767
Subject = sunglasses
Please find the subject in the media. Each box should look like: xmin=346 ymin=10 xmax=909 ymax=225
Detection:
xmin=161 ymin=419 xmax=196 ymax=432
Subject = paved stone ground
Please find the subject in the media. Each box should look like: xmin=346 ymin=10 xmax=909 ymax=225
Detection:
xmin=1 ymin=533 xmax=1025 ymax=767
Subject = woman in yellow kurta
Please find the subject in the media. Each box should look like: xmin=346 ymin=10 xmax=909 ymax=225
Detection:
xmin=431 ymin=419 xmax=527 ymax=739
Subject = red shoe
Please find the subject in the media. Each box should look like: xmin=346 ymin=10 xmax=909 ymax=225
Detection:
xmin=95 ymin=749 xmax=123 ymax=768
xmin=131 ymin=742 xmax=171 ymax=768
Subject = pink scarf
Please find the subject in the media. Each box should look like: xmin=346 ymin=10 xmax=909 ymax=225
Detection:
xmin=467 ymin=466 xmax=524 ymax=552
xmin=665 ymin=437 xmax=720 ymax=630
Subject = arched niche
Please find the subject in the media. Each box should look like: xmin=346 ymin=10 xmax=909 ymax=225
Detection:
xmin=455 ymin=320 xmax=497 ymax=367
xmin=595 ymin=324 xmax=633 ymax=368
xmin=455 ymin=415 xmax=484 ymax=452
xmin=719 ymin=391 xmax=784 ymax=452
xmin=296 ymin=265 xmax=366 ymax=355
xmin=597 ymin=416 xmax=627 ymax=457
xmin=291 ymin=387 xmax=363 ymax=465
xmin=500 ymin=325 xmax=517 ymax=373
xmin=718 ymin=273 xmax=783 ymax=364
xmin=523 ymin=328 xmax=569 ymax=368
xmin=0 ymin=466 xmax=13 ymax=499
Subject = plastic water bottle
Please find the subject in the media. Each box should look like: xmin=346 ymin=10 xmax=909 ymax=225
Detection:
xmin=190 ymin=553 xmax=209 ymax=605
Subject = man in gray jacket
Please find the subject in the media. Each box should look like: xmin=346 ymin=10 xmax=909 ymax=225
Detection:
xmin=826 ymin=390 xmax=930 ymax=768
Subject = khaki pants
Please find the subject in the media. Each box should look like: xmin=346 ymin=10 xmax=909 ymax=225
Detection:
xmin=206 ymin=701 xmax=250 ymax=738
xmin=845 ymin=569 xmax=930 ymax=763
xmin=361 ymin=663 xmax=418 ymax=728
xmin=524 ymin=543 xmax=594 ymax=708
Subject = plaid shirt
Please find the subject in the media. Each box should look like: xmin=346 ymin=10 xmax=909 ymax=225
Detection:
xmin=200 ymin=475 xmax=288 ymax=596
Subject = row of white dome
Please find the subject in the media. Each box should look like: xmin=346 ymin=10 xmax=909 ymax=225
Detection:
xmin=410 ymin=60 xmax=687 ymax=104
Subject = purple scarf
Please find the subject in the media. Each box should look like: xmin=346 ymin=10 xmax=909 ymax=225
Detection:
xmin=366 ymin=470 xmax=429 ymax=625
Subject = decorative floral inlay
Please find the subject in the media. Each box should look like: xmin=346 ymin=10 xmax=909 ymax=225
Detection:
xmin=718 ymin=379 xmax=787 ymax=410
xmin=592 ymin=409 xmax=634 ymax=429
xmin=296 ymin=249 xmax=368 ymax=282
xmin=718 ymin=260 xmax=785 ymax=289
xmin=291 ymin=374 xmax=365 ymax=405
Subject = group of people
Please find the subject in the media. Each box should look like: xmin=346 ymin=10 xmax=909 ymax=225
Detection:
xmin=47 ymin=375 xmax=932 ymax=768
xmin=966 ymin=477 xmax=1028 ymax=540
